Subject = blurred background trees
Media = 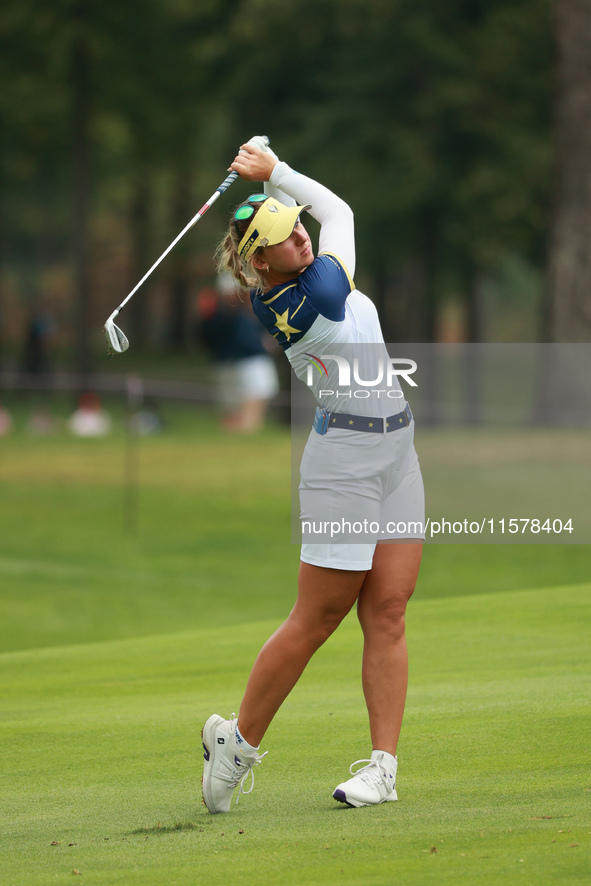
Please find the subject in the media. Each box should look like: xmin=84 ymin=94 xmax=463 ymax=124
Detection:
xmin=0 ymin=0 xmax=587 ymax=375
xmin=549 ymin=0 xmax=591 ymax=342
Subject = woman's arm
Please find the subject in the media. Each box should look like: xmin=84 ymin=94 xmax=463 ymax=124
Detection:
xmin=268 ymin=162 xmax=355 ymax=277
xmin=263 ymin=177 xmax=297 ymax=208
xmin=256 ymin=143 xmax=298 ymax=208
xmin=230 ymin=144 xmax=356 ymax=277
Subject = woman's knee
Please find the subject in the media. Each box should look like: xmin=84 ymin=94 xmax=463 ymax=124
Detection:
xmin=289 ymin=603 xmax=350 ymax=649
xmin=357 ymin=588 xmax=412 ymax=639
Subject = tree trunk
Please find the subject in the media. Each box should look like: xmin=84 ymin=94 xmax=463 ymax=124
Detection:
xmin=548 ymin=0 xmax=591 ymax=341
xmin=71 ymin=1 xmax=92 ymax=377
xmin=168 ymin=166 xmax=192 ymax=350
xmin=462 ymin=265 xmax=485 ymax=424
xmin=129 ymin=175 xmax=150 ymax=350
xmin=415 ymin=217 xmax=442 ymax=425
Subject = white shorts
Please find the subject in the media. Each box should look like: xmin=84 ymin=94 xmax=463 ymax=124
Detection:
xmin=216 ymin=355 xmax=279 ymax=409
xmin=299 ymin=420 xmax=425 ymax=571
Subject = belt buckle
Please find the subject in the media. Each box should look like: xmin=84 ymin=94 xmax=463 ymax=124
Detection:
xmin=313 ymin=407 xmax=331 ymax=435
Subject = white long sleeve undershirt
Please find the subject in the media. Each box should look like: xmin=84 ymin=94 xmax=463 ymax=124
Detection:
xmin=264 ymin=161 xmax=356 ymax=278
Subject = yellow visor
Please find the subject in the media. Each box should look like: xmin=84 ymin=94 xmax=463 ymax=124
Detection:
xmin=238 ymin=197 xmax=311 ymax=261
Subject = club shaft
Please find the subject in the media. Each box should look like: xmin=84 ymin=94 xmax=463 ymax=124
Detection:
xmin=110 ymin=171 xmax=239 ymax=320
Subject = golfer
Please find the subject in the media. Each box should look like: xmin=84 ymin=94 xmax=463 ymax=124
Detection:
xmin=202 ymin=139 xmax=424 ymax=812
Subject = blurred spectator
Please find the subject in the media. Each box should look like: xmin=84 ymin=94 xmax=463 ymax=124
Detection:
xmin=27 ymin=404 xmax=57 ymax=436
xmin=21 ymin=305 xmax=56 ymax=375
xmin=0 ymin=402 xmax=13 ymax=436
xmin=196 ymin=273 xmax=279 ymax=432
xmin=0 ymin=306 xmax=5 ymax=372
xmin=68 ymin=392 xmax=112 ymax=437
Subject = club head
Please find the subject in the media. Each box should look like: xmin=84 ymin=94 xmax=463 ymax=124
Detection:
xmin=104 ymin=319 xmax=129 ymax=353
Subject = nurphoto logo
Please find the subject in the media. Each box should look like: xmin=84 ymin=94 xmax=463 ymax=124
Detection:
xmin=304 ymin=353 xmax=418 ymax=399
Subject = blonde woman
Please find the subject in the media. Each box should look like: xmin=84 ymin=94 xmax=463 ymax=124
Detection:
xmin=202 ymin=138 xmax=424 ymax=813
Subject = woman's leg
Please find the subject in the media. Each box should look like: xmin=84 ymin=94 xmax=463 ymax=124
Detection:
xmin=238 ymin=561 xmax=366 ymax=747
xmin=356 ymin=541 xmax=423 ymax=757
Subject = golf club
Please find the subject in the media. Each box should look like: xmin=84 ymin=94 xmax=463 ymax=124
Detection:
xmin=104 ymin=136 xmax=270 ymax=353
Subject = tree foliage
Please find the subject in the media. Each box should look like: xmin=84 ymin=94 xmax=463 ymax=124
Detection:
xmin=0 ymin=0 xmax=555 ymax=362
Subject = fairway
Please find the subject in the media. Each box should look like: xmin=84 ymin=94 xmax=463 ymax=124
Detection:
xmin=1 ymin=586 xmax=589 ymax=885
xmin=0 ymin=415 xmax=589 ymax=884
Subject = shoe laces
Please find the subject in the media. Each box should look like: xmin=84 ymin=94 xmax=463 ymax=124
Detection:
xmin=227 ymin=714 xmax=268 ymax=804
xmin=349 ymin=758 xmax=392 ymax=789
xmin=229 ymin=750 xmax=268 ymax=803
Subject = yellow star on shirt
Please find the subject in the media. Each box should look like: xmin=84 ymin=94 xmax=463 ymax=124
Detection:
xmin=271 ymin=307 xmax=301 ymax=340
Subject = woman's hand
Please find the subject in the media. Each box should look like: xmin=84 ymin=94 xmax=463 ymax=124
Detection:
xmin=230 ymin=144 xmax=277 ymax=182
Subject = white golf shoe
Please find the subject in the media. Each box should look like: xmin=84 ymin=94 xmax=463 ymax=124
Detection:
xmin=332 ymin=751 xmax=398 ymax=807
xmin=201 ymin=714 xmax=267 ymax=814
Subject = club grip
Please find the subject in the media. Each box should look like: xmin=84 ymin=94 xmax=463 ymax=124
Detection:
xmin=215 ymin=137 xmax=270 ymax=195
xmin=216 ymin=171 xmax=239 ymax=195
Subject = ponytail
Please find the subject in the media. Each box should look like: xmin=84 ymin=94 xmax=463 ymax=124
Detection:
xmin=215 ymin=232 xmax=264 ymax=291
xmin=215 ymin=200 xmax=267 ymax=293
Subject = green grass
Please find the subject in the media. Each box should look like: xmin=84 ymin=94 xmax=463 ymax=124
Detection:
xmin=1 ymin=587 xmax=589 ymax=885
xmin=1 ymin=413 xmax=589 ymax=652
xmin=0 ymin=411 xmax=589 ymax=884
